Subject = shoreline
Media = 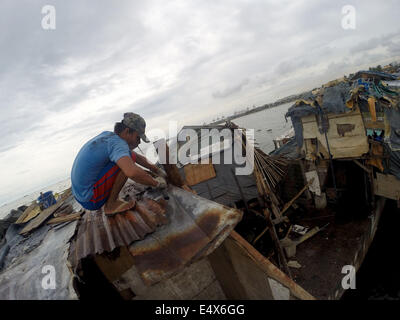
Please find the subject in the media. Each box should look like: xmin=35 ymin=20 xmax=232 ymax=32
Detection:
xmin=208 ymin=93 xmax=308 ymax=125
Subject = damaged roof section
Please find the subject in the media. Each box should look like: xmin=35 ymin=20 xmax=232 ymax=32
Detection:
xmin=68 ymin=182 xmax=242 ymax=287
xmin=0 ymin=214 xmax=79 ymax=299
xmin=68 ymin=194 xmax=168 ymax=269
xmin=285 ymin=68 xmax=400 ymax=179
xmin=0 ymin=193 xmax=86 ymax=299
xmin=127 ymin=186 xmax=242 ymax=286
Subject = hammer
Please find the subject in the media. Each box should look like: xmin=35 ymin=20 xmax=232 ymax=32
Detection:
xmin=280 ymin=223 xmax=329 ymax=258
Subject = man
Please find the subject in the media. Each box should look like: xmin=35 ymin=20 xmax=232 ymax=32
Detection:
xmin=71 ymin=112 xmax=167 ymax=215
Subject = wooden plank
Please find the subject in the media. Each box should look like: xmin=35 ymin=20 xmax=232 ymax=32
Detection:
xmin=374 ymin=173 xmax=400 ymax=200
xmin=47 ymin=212 xmax=81 ymax=225
xmin=162 ymin=141 xmax=186 ymax=187
xmin=353 ymin=160 xmax=372 ymax=174
xmin=15 ymin=202 xmax=41 ymax=224
xmin=229 ymin=230 xmax=316 ymax=300
xmin=209 ymin=237 xmax=275 ymax=299
xmin=208 ymin=241 xmax=250 ymax=299
xmin=95 ymin=246 xmax=136 ymax=283
xmin=361 ymin=112 xmax=385 ymax=129
xmin=184 ymin=163 xmax=216 ymax=186
xmin=19 ymin=200 xmax=64 ymax=235
xmin=280 ymin=178 xmax=315 ymax=215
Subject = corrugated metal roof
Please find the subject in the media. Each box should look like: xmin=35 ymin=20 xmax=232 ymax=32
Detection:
xmin=68 ymin=196 xmax=168 ymax=269
xmin=127 ymin=186 xmax=242 ymax=285
xmin=68 ymin=183 xmax=242 ymax=287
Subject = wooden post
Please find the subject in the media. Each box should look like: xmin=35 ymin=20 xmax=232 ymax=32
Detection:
xmin=159 ymin=139 xmax=185 ymax=187
xmin=230 ymin=231 xmax=316 ymax=300
xmin=280 ymin=178 xmax=314 ymax=216
xmin=263 ymin=208 xmax=292 ymax=279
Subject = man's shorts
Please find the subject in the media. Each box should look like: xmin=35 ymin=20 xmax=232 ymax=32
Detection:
xmin=78 ymin=152 xmax=136 ymax=211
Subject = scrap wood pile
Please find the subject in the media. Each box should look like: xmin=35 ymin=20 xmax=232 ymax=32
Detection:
xmin=3 ymin=188 xmax=82 ymax=237
xmin=254 ymin=147 xmax=288 ymax=191
xmin=252 ymin=146 xmax=294 ymax=277
xmin=231 ymin=124 xmax=326 ymax=279
xmin=251 ymin=146 xmax=328 ymax=278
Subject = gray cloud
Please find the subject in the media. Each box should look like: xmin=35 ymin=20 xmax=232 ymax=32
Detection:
xmin=212 ymin=79 xmax=250 ymax=99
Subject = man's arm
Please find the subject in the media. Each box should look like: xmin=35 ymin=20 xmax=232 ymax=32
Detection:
xmin=116 ymin=156 xmax=158 ymax=186
xmin=134 ymin=152 xmax=159 ymax=173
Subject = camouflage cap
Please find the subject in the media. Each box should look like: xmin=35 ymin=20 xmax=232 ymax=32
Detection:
xmin=122 ymin=112 xmax=150 ymax=143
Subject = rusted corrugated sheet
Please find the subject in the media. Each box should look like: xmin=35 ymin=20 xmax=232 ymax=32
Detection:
xmin=68 ymin=197 xmax=168 ymax=268
xmin=128 ymin=186 xmax=243 ymax=286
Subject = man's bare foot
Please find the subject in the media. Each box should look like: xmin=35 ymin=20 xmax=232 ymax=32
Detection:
xmin=104 ymin=200 xmax=136 ymax=216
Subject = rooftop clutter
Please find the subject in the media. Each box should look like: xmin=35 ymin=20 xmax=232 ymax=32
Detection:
xmin=285 ymin=65 xmax=400 ymax=179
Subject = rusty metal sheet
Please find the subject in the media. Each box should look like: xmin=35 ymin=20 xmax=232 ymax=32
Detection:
xmin=128 ymin=186 xmax=243 ymax=285
xmin=68 ymin=197 xmax=168 ymax=269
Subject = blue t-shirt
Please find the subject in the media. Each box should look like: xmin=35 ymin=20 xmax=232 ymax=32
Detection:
xmin=71 ymin=131 xmax=131 ymax=202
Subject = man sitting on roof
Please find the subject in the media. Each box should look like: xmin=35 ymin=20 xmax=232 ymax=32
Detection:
xmin=71 ymin=112 xmax=167 ymax=215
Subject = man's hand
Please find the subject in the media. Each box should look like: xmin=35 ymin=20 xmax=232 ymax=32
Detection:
xmin=154 ymin=176 xmax=168 ymax=189
xmin=154 ymin=167 xmax=167 ymax=178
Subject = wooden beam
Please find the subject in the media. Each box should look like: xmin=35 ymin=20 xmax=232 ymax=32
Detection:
xmin=280 ymin=178 xmax=314 ymax=216
xmin=263 ymin=209 xmax=292 ymax=279
xmin=229 ymin=230 xmax=316 ymax=300
xmin=47 ymin=212 xmax=81 ymax=225
xmin=353 ymin=159 xmax=372 ymax=174
xmin=20 ymin=200 xmax=65 ymax=235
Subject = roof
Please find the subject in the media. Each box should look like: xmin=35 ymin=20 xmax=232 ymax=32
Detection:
xmin=350 ymin=70 xmax=398 ymax=81
xmin=68 ymin=182 xmax=242 ymax=286
xmin=68 ymin=195 xmax=169 ymax=269
xmin=0 ymin=180 xmax=243 ymax=299
xmin=127 ymin=186 xmax=242 ymax=285
xmin=285 ymin=69 xmax=400 ymax=149
xmin=269 ymin=137 xmax=301 ymax=160
xmin=0 ymin=220 xmax=78 ymax=299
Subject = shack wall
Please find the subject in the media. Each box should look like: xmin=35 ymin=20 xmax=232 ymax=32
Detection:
xmin=301 ymin=109 xmax=369 ymax=159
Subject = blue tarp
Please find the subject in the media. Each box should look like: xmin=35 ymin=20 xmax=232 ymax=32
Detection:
xmin=37 ymin=191 xmax=56 ymax=209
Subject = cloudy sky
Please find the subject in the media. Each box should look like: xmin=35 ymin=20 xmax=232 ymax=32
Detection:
xmin=0 ymin=0 xmax=399 ymax=205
